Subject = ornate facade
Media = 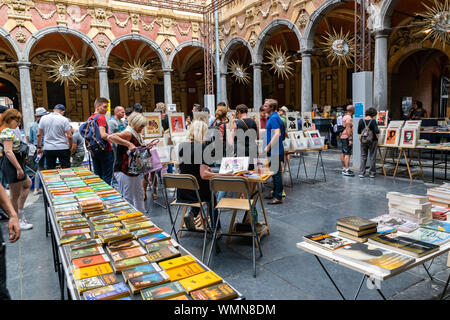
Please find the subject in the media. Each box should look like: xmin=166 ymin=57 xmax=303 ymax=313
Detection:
xmin=0 ymin=0 xmax=449 ymax=134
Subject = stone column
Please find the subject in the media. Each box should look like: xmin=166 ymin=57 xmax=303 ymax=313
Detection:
xmin=301 ymin=50 xmax=313 ymax=112
xmin=97 ymin=66 xmax=110 ymax=100
xmin=163 ymin=69 xmax=173 ymax=105
xmin=18 ymin=62 xmax=34 ymax=138
xmin=373 ymin=29 xmax=390 ymax=111
xmin=220 ymin=72 xmax=227 ymax=104
xmin=252 ymin=63 xmax=263 ymax=109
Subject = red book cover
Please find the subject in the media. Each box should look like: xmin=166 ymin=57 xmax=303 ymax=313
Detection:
xmin=72 ymin=254 xmax=111 ymax=269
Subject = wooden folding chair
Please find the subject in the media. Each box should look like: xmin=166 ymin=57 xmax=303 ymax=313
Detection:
xmin=207 ymin=176 xmax=263 ymax=277
xmin=162 ymin=173 xmax=212 ymax=263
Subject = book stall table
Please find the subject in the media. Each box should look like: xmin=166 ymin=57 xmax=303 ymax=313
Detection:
xmin=39 ymin=170 xmax=245 ymax=301
xmin=415 ymin=145 xmax=450 ymax=183
xmin=147 ymin=160 xmax=178 ymax=211
xmin=296 ymin=232 xmax=450 ymax=300
xmin=284 ymin=146 xmax=327 ymax=187
xmin=377 ymin=145 xmax=424 ymax=181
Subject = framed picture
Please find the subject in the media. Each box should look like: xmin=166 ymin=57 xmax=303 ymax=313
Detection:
xmin=143 ymin=112 xmax=162 ymax=138
xmin=400 ymin=128 xmax=418 ymax=148
xmin=387 ymin=120 xmax=405 ymax=128
xmin=168 ymin=113 xmax=186 ymax=137
xmin=288 ymin=131 xmax=307 ymax=150
xmin=167 ymin=104 xmax=177 ymax=113
xmin=193 ymin=111 xmax=209 ymax=124
xmin=377 ymin=111 xmax=388 ymax=127
xmin=306 ymin=130 xmax=323 ymax=149
xmin=405 ymin=120 xmax=422 ymax=128
xmin=384 ymin=128 xmax=400 ymax=146
xmin=378 ymin=127 xmax=386 ymax=145
xmin=301 ymin=112 xmax=313 ymax=131
xmin=286 ymin=112 xmax=298 ymax=132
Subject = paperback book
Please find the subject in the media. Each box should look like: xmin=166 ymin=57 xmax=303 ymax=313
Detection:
xmin=122 ymin=263 xmax=163 ymax=282
xmin=70 ymin=246 xmax=105 ymax=260
xmin=367 ymin=233 xmax=440 ymax=257
xmin=165 ymin=262 xmax=205 ymax=281
xmin=302 ymin=232 xmax=353 ymax=251
xmin=72 ymin=254 xmax=111 ymax=269
xmin=73 ymin=263 xmax=114 ymax=280
xmin=83 ymin=282 xmax=130 ymax=300
xmin=128 ymin=271 xmax=170 ymax=294
xmin=141 ymin=281 xmax=186 ymax=300
xmin=406 ymin=227 xmax=450 ymax=246
xmin=190 ymin=283 xmax=238 ymax=300
xmin=138 ymin=232 xmax=171 ymax=246
xmin=420 ymin=220 xmax=450 ymax=234
xmin=370 ymin=214 xmax=420 ymax=233
xmin=179 ymin=271 xmax=223 ymax=293
xmin=112 ymin=256 xmax=149 ymax=273
xmin=109 ymin=246 xmax=147 ymax=262
xmin=75 ymin=273 xmax=119 ymax=294
xmin=146 ymin=246 xmax=181 ymax=263
xmin=159 ymin=255 xmax=197 ymax=270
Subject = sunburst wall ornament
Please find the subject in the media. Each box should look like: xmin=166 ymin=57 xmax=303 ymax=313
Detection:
xmin=49 ymin=55 xmax=84 ymax=85
xmin=415 ymin=0 xmax=450 ymax=48
xmin=228 ymin=60 xmax=250 ymax=85
xmin=265 ymin=46 xmax=294 ymax=79
xmin=122 ymin=60 xmax=153 ymax=88
xmin=320 ymin=28 xmax=355 ymax=67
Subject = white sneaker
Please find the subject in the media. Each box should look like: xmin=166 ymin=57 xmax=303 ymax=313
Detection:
xmin=19 ymin=218 xmax=33 ymax=230
xmin=33 ymin=189 xmax=42 ymax=195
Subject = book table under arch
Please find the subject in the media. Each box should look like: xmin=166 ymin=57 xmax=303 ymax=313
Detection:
xmin=39 ymin=170 xmax=245 ymax=300
xmin=296 ymin=232 xmax=450 ymax=300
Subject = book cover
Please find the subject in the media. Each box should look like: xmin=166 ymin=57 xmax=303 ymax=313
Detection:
xmin=75 ymin=273 xmax=119 ymax=293
xmin=122 ymin=263 xmax=162 ymax=282
xmin=336 ymin=216 xmax=377 ymax=231
xmin=367 ymin=233 xmax=440 ymax=257
xmin=132 ymin=227 xmax=162 ymax=239
xmin=405 ymin=228 xmax=450 ymax=246
xmin=73 ymin=263 xmax=113 ymax=280
xmin=370 ymin=214 xmax=420 ymax=233
xmin=70 ymin=246 xmax=105 ymax=260
xmin=91 ymin=217 xmax=121 ymax=226
xmin=70 ymin=239 xmax=102 ymax=251
xmin=72 ymin=254 xmax=111 ymax=269
xmin=107 ymin=239 xmax=141 ymax=252
xmin=146 ymin=246 xmax=180 ymax=263
xmin=337 ymin=231 xmax=379 ymax=243
xmin=302 ymin=232 xmax=353 ymax=251
xmin=421 ymin=220 xmax=450 ymax=234
xmin=169 ymin=294 xmax=191 ymax=300
xmin=60 ymin=228 xmax=91 ymax=238
xmin=336 ymin=225 xmax=378 ymax=237
xmin=124 ymin=221 xmax=154 ymax=232
xmin=159 ymin=255 xmax=196 ymax=270
xmin=60 ymin=233 xmax=92 ymax=245
xmin=110 ymin=246 xmax=147 ymax=262
xmin=138 ymin=232 xmax=171 ymax=246
xmin=128 ymin=271 xmax=170 ymax=293
xmin=165 ymin=262 xmax=205 ymax=281
xmin=117 ymin=211 xmax=144 ymax=220
xmin=98 ymin=229 xmax=132 ymax=244
xmin=60 ymin=222 xmax=90 ymax=231
xmin=145 ymin=240 xmax=177 ymax=253
xmin=334 ymin=242 xmax=415 ymax=272
xmin=141 ymin=281 xmax=186 ymax=300
xmin=83 ymin=282 xmax=130 ymax=300
xmin=179 ymin=271 xmax=223 ymax=293
xmin=190 ymin=283 xmax=238 ymax=300
xmin=219 ymin=157 xmax=249 ymax=174
xmin=112 ymin=256 xmax=148 ymax=273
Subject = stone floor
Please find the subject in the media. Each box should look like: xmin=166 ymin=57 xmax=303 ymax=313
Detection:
xmin=2 ymin=148 xmax=450 ymax=300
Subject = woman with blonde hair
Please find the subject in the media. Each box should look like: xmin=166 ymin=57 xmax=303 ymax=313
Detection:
xmin=0 ymin=109 xmax=33 ymax=230
xmin=108 ymin=111 xmax=147 ymax=212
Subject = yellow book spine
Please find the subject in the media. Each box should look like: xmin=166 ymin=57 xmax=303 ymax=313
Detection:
xmin=159 ymin=255 xmax=196 ymax=270
xmin=73 ymin=263 xmax=113 ymax=280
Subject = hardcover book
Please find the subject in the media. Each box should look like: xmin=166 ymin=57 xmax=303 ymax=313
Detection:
xmin=420 ymin=220 xmax=450 ymax=234
xmin=112 ymin=256 xmax=148 ymax=273
xmin=367 ymin=233 xmax=440 ymax=257
xmin=337 ymin=231 xmax=379 ymax=243
xmin=165 ymin=262 xmax=205 ymax=281
xmin=110 ymin=246 xmax=147 ymax=262
xmin=75 ymin=273 xmax=119 ymax=293
xmin=334 ymin=242 xmax=415 ymax=271
xmin=83 ymin=282 xmax=130 ymax=300
xmin=190 ymin=283 xmax=238 ymax=300
xmin=336 ymin=225 xmax=378 ymax=237
xmin=73 ymin=263 xmax=114 ymax=280
xmin=302 ymin=232 xmax=353 ymax=251
xmin=146 ymin=246 xmax=181 ymax=263
xmin=138 ymin=232 xmax=171 ymax=246
xmin=70 ymin=246 xmax=105 ymax=260
xmin=159 ymin=255 xmax=196 ymax=270
xmin=141 ymin=281 xmax=186 ymax=300
xmin=336 ymin=216 xmax=377 ymax=231
xmin=72 ymin=254 xmax=111 ymax=269
xmin=179 ymin=271 xmax=223 ymax=293
xmin=128 ymin=271 xmax=170 ymax=294
xmin=122 ymin=263 xmax=163 ymax=282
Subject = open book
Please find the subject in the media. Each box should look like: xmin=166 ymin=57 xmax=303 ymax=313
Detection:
xmin=219 ymin=157 xmax=249 ymax=175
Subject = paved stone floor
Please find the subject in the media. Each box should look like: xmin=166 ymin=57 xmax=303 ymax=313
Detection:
xmin=2 ymin=148 xmax=450 ymax=300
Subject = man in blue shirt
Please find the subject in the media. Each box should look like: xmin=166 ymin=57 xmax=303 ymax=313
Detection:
xmin=264 ymin=98 xmax=284 ymax=205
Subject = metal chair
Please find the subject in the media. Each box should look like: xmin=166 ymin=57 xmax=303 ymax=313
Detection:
xmin=207 ymin=176 xmax=263 ymax=277
xmin=162 ymin=173 xmax=212 ymax=263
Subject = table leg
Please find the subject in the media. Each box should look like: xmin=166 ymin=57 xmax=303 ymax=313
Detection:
xmin=314 ymin=255 xmax=346 ymax=300
xmin=257 ymin=182 xmax=270 ymax=236
xmin=393 ymin=148 xmax=402 ymax=179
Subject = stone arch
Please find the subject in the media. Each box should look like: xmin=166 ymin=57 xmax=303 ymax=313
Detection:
xmin=167 ymin=40 xmax=204 ymax=70
xmin=105 ymin=34 xmax=167 ymax=69
xmin=0 ymin=26 xmax=21 ymax=60
xmin=22 ymin=26 xmax=102 ymax=64
xmin=301 ymin=0 xmax=348 ymax=51
xmin=379 ymin=0 xmax=399 ymax=31
xmin=220 ymin=37 xmax=254 ymax=74
xmin=254 ymin=18 xmax=302 ymax=62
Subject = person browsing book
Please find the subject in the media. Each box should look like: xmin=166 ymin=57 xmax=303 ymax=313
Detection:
xmin=232 ymin=104 xmax=257 ymax=170
xmin=357 ymin=107 xmax=380 ymax=178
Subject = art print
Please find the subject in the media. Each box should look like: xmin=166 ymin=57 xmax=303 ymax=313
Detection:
xmin=168 ymin=113 xmax=185 ymax=136
xmin=286 ymin=112 xmax=298 ymax=132
xmin=143 ymin=113 xmax=162 ymax=138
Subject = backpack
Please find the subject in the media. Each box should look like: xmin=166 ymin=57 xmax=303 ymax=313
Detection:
xmin=359 ymin=119 xmax=374 ymax=144
xmin=334 ymin=115 xmax=345 ymax=134
xmin=79 ymin=114 xmax=108 ymax=155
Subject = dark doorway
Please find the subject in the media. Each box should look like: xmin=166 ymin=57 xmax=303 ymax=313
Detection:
xmin=0 ymin=78 xmax=19 ymax=109
xmin=46 ymin=81 xmax=66 ymax=110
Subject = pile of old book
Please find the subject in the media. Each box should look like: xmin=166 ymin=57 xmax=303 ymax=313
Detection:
xmin=336 ymin=216 xmax=378 ymax=242
xmin=41 ymin=168 xmax=239 ymax=301
xmin=387 ymin=192 xmax=432 ymax=223
xmin=427 ymin=184 xmax=450 ymax=210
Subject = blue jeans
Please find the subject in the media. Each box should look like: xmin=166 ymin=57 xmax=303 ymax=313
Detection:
xmin=271 ymin=154 xmax=284 ymax=200
xmin=92 ymin=150 xmax=114 ymax=185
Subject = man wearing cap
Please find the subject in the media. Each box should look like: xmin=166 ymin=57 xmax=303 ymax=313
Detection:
xmin=29 ymin=107 xmax=49 ymax=194
xmin=37 ymin=104 xmax=73 ymax=169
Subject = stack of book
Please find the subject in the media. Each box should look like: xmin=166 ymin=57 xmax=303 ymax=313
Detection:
xmin=431 ymin=205 xmax=450 ymax=221
xmin=387 ymin=192 xmax=432 ymax=223
xmin=336 ymin=216 xmax=378 ymax=242
xmin=427 ymin=184 xmax=450 ymax=209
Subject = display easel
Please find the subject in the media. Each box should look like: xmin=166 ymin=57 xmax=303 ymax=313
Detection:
xmin=378 ymin=145 xmax=424 ymax=181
